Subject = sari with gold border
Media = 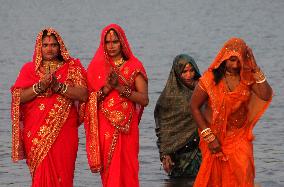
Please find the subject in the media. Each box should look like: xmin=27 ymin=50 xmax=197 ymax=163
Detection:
xmin=86 ymin=24 xmax=147 ymax=187
xmin=11 ymin=28 xmax=87 ymax=186
xmin=193 ymin=38 xmax=273 ymax=187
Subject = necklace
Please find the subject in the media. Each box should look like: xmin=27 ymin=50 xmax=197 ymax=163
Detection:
xmin=224 ymin=74 xmax=240 ymax=92
xmin=43 ymin=60 xmax=61 ymax=73
xmin=114 ymin=58 xmax=125 ymax=67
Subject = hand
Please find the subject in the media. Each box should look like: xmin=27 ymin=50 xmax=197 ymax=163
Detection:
xmin=244 ymin=46 xmax=258 ymax=72
xmin=208 ymin=138 xmax=221 ymax=154
xmin=50 ymin=74 xmax=60 ymax=93
xmin=39 ymin=73 xmax=52 ymax=91
xmin=107 ymin=71 xmax=119 ymax=88
xmin=161 ymin=155 xmax=174 ymax=174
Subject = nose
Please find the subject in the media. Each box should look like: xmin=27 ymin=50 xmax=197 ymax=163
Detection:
xmin=232 ymin=61 xmax=239 ymax=68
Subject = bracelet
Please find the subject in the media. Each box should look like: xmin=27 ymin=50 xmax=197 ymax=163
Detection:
xmin=61 ymin=84 xmax=68 ymax=94
xmin=256 ymin=77 xmax=266 ymax=84
xmin=201 ymin=128 xmax=212 ymax=138
xmin=119 ymin=86 xmax=132 ymax=98
xmin=32 ymin=83 xmax=40 ymax=95
xmin=253 ymin=69 xmax=266 ymax=84
xmin=204 ymin=133 xmax=216 ymax=143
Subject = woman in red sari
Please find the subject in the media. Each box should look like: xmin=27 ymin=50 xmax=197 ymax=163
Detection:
xmin=85 ymin=24 xmax=148 ymax=187
xmin=11 ymin=28 xmax=88 ymax=187
xmin=190 ymin=38 xmax=273 ymax=187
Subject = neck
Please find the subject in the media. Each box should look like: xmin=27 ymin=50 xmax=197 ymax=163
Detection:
xmin=225 ymin=70 xmax=239 ymax=76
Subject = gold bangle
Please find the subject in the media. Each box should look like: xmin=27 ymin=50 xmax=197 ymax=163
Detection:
xmin=204 ymin=133 xmax=216 ymax=143
xmin=120 ymin=86 xmax=132 ymax=98
xmin=253 ymin=69 xmax=266 ymax=83
xmin=256 ymin=77 xmax=266 ymax=84
xmin=32 ymin=83 xmax=40 ymax=95
xmin=201 ymin=128 xmax=212 ymax=138
xmin=61 ymin=84 xmax=68 ymax=94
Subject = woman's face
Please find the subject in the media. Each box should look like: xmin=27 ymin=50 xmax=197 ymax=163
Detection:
xmin=225 ymin=56 xmax=241 ymax=74
xmin=41 ymin=35 xmax=60 ymax=61
xmin=180 ymin=63 xmax=195 ymax=86
xmin=105 ymin=30 xmax=122 ymax=59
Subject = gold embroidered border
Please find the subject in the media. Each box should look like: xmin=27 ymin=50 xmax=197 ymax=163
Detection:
xmin=85 ymin=92 xmax=101 ymax=171
xmin=100 ymin=103 xmax=133 ymax=134
xmin=27 ymin=96 xmax=71 ymax=176
xmin=105 ymin=129 xmax=119 ymax=172
xmin=11 ymin=88 xmax=25 ymax=161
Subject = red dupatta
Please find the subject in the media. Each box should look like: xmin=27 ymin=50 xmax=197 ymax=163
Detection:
xmin=11 ymin=28 xmax=86 ymax=176
xmin=85 ymin=24 xmax=147 ymax=172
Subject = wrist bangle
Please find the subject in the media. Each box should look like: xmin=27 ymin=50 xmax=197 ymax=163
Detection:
xmin=256 ymin=77 xmax=266 ymax=84
xmin=61 ymin=84 xmax=68 ymax=94
xmin=119 ymin=86 xmax=132 ymax=98
xmin=32 ymin=83 xmax=40 ymax=95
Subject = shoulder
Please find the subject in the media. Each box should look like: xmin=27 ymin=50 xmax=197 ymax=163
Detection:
xmin=19 ymin=62 xmax=34 ymax=73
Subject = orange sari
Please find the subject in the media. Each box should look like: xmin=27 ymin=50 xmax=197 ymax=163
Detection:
xmin=11 ymin=28 xmax=87 ymax=187
xmin=193 ymin=38 xmax=272 ymax=187
xmin=85 ymin=24 xmax=147 ymax=187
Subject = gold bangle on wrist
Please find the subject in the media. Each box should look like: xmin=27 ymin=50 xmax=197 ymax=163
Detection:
xmin=119 ymin=86 xmax=132 ymax=98
xmin=253 ymin=69 xmax=266 ymax=84
xmin=32 ymin=83 xmax=40 ymax=95
xmin=61 ymin=84 xmax=68 ymax=94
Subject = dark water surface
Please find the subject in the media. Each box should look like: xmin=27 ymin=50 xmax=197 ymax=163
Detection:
xmin=0 ymin=0 xmax=283 ymax=186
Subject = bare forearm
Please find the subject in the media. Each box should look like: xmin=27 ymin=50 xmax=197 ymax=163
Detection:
xmin=252 ymin=81 xmax=273 ymax=101
xmin=20 ymin=86 xmax=38 ymax=104
xmin=116 ymin=85 xmax=149 ymax=106
xmin=190 ymin=107 xmax=209 ymax=130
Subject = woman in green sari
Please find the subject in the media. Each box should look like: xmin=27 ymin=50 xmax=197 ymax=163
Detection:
xmin=154 ymin=54 xmax=201 ymax=178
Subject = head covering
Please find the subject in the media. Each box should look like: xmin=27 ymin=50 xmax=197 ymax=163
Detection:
xmin=154 ymin=54 xmax=201 ymax=156
xmin=208 ymin=37 xmax=256 ymax=85
xmin=11 ymin=27 xmax=74 ymax=162
xmin=87 ymin=23 xmax=144 ymax=92
xmin=33 ymin=27 xmax=70 ymax=72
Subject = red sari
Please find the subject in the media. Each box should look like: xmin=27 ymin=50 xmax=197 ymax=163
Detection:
xmin=85 ymin=24 xmax=147 ymax=187
xmin=193 ymin=38 xmax=272 ymax=187
xmin=11 ymin=28 xmax=87 ymax=187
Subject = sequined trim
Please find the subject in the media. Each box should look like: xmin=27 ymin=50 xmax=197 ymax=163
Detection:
xmin=67 ymin=60 xmax=87 ymax=87
xmin=100 ymin=102 xmax=133 ymax=133
xmin=106 ymin=129 xmax=119 ymax=171
xmin=11 ymin=88 xmax=25 ymax=161
xmin=27 ymin=96 xmax=72 ymax=176
xmin=34 ymin=28 xmax=70 ymax=72
xmin=85 ymin=92 xmax=101 ymax=171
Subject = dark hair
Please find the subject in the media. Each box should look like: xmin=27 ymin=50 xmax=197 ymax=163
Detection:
xmin=42 ymin=30 xmax=64 ymax=61
xmin=212 ymin=61 xmax=226 ymax=84
xmin=105 ymin=29 xmax=127 ymax=60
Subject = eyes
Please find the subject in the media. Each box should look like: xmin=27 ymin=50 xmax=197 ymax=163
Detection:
xmin=105 ymin=40 xmax=120 ymax=45
xmin=42 ymin=43 xmax=59 ymax=48
xmin=182 ymin=68 xmax=194 ymax=74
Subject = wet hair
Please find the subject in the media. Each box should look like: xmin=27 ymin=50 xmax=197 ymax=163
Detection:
xmin=42 ymin=30 xmax=64 ymax=61
xmin=212 ymin=61 xmax=226 ymax=84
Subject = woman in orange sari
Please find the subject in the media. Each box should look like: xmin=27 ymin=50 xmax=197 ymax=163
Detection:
xmin=11 ymin=28 xmax=88 ymax=187
xmin=190 ymin=38 xmax=273 ymax=187
xmin=85 ymin=24 xmax=148 ymax=187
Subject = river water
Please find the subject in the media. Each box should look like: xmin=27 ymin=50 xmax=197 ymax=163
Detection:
xmin=0 ymin=0 xmax=283 ymax=186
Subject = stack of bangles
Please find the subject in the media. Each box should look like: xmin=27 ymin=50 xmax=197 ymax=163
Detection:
xmin=119 ymin=86 xmax=132 ymax=98
xmin=253 ymin=68 xmax=266 ymax=84
xmin=32 ymin=82 xmax=45 ymax=95
xmin=201 ymin=128 xmax=216 ymax=143
xmin=55 ymin=82 xmax=68 ymax=94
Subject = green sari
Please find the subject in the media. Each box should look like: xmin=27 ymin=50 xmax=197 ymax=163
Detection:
xmin=154 ymin=54 xmax=201 ymax=177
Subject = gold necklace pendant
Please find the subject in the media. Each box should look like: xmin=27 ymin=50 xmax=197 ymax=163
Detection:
xmin=114 ymin=58 xmax=125 ymax=67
